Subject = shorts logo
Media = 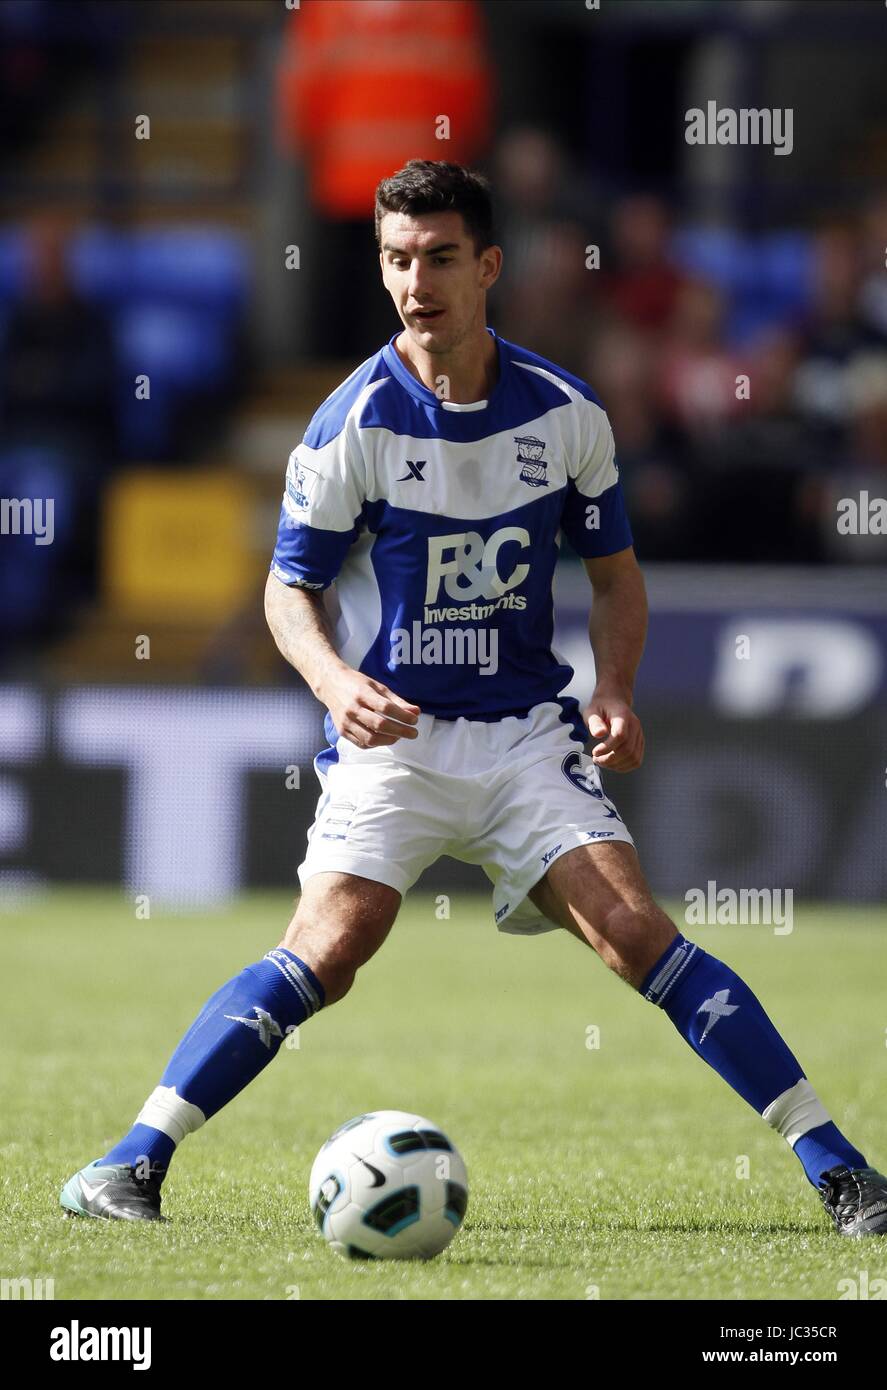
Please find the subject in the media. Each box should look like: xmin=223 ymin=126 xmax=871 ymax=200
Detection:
xmin=562 ymin=753 xmax=625 ymax=823
xmin=495 ymin=902 xmax=510 ymax=922
xmin=541 ymin=843 xmax=562 ymax=866
xmin=561 ymin=752 xmax=603 ymax=799
xmin=581 ymin=830 xmax=615 ymax=841
xmin=515 ymin=435 xmax=548 ymax=487
xmin=425 ymin=527 xmax=531 ymax=605
xmin=321 ymin=799 xmax=354 ymax=841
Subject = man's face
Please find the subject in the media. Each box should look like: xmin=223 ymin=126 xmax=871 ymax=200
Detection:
xmin=379 ymin=210 xmax=501 ymax=354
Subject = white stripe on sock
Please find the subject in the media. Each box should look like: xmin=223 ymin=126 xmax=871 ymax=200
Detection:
xmin=135 ymin=1085 xmax=206 ymax=1145
xmin=762 ymin=1078 xmax=830 ymax=1147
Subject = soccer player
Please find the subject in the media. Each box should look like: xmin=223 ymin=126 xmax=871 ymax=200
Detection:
xmin=61 ymin=161 xmax=886 ymax=1236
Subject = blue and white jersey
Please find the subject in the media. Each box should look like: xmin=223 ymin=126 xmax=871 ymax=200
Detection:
xmin=270 ymin=328 xmax=632 ymax=731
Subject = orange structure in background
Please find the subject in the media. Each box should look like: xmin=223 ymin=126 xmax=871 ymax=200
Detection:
xmin=278 ymin=0 xmax=493 ymax=220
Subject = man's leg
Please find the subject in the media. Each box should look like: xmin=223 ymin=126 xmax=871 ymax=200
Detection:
xmin=278 ymin=871 xmax=401 ymax=1002
xmin=61 ymin=874 xmax=399 ymax=1220
xmin=529 ymin=843 xmax=873 ymax=1200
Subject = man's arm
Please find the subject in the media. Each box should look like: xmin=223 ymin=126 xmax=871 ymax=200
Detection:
xmin=264 ymin=572 xmax=419 ymax=747
xmin=581 ymin=546 xmax=648 ymax=771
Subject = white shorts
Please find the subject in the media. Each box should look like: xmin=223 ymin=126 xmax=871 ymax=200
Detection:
xmin=297 ymin=700 xmax=635 ymax=934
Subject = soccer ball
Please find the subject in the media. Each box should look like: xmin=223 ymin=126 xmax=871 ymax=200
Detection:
xmin=308 ymin=1110 xmax=468 ymax=1260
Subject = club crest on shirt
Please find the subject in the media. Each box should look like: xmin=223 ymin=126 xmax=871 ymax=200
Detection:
xmin=515 ymin=435 xmax=548 ymax=487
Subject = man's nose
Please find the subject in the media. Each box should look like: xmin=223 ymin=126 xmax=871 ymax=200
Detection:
xmin=408 ymin=259 xmax=430 ymax=299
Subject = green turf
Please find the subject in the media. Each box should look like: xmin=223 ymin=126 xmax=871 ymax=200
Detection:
xmin=1 ymin=889 xmax=885 ymax=1300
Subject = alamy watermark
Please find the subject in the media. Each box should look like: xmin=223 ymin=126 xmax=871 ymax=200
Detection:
xmin=684 ymin=880 xmax=794 ymax=935
xmin=685 ymin=102 xmax=793 ymax=157
xmin=1 ymin=497 xmax=54 ymax=545
xmin=50 ymin=1321 xmax=151 ymax=1370
xmin=836 ymin=492 xmax=887 ymax=535
xmin=390 ymin=622 xmax=499 ymax=675
xmin=1 ymin=1275 xmax=55 ymax=1300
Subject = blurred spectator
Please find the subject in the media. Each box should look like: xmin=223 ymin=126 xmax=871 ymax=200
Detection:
xmin=0 ymin=212 xmax=118 ymax=661
xmin=656 ymin=279 xmax=742 ymax=436
xmin=1 ymin=213 xmax=116 ymax=459
xmin=277 ymin=0 xmax=493 ymax=358
xmin=602 ymin=195 xmax=685 ymax=333
xmin=702 ymin=330 xmax=831 ymax=562
xmin=494 ymin=127 xmax=594 ymax=281
xmin=500 ymin=219 xmax=596 ymax=373
xmin=793 ymin=221 xmax=885 ymax=434
xmin=817 ymin=354 xmax=887 ymax=564
xmin=585 ymin=320 xmax=698 ymax=560
xmin=857 ymin=196 xmax=887 ymax=344
xmin=493 ymin=126 xmax=597 ymax=369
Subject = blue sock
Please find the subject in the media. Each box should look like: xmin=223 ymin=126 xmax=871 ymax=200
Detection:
xmin=641 ymin=935 xmax=866 ymax=1187
xmin=99 ymin=948 xmax=324 ymax=1181
xmin=793 ymin=1123 xmax=866 ymax=1183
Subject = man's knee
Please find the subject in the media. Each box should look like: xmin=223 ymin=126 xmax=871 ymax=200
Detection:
xmin=540 ymin=844 xmax=677 ymax=986
xmin=592 ymin=898 xmax=676 ymax=984
xmin=278 ymin=873 xmax=400 ymax=1006
xmin=285 ymin=930 xmax=358 ymax=1005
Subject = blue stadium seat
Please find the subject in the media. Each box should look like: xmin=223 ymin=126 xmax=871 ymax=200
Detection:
xmin=128 ymin=229 xmax=251 ymax=311
xmin=670 ymin=226 xmax=750 ymax=293
xmin=113 ymin=302 xmax=237 ymax=457
xmin=69 ymin=226 xmax=251 ymax=311
xmin=760 ymin=232 xmax=814 ymax=315
xmin=670 ymin=225 xmax=814 ymax=346
xmin=114 ymin=302 xmax=233 ymax=388
xmin=0 ymin=445 xmax=76 ymax=635
xmin=68 ymin=227 xmax=130 ymax=304
xmin=70 ymin=227 xmax=250 ymax=457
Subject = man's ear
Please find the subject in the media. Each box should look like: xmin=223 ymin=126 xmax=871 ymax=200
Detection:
xmin=480 ymin=244 xmax=503 ymax=291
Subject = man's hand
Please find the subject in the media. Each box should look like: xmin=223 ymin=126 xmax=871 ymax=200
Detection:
xmin=580 ymin=549 xmax=647 ymax=771
xmin=319 ymin=665 xmax=420 ymax=749
xmin=585 ymin=686 xmax=644 ymax=772
xmin=263 ymin=576 xmax=420 ymax=749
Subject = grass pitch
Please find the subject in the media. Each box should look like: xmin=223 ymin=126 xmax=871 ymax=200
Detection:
xmin=1 ymin=889 xmax=885 ymax=1301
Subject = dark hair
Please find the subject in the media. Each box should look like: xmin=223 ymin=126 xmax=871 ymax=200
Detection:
xmin=374 ymin=160 xmax=494 ymax=255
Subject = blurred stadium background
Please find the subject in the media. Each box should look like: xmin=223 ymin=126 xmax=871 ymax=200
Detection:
xmin=1 ymin=0 xmax=886 ymax=913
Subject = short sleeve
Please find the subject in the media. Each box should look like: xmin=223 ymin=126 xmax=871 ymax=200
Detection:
xmin=560 ymin=400 xmax=633 ymax=558
xmin=270 ymin=424 xmax=366 ymax=590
